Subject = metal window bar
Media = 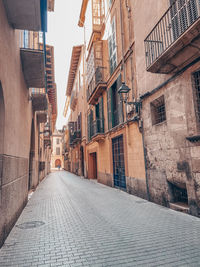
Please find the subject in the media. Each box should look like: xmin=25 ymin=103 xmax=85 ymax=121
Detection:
xmin=144 ymin=0 xmax=200 ymax=68
xmin=91 ymin=119 xmax=104 ymax=138
xmin=155 ymin=103 xmax=166 ymax=124
xmin=193 ymin=70 xmax=200 ymax=123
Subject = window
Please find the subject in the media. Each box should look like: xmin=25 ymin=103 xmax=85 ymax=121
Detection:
xmin=24 ymin=30 xmax=29 ymax=48
xmin=107 ymin=75 xmax=123 ymax=129
xmin=193 ymin=70 xmax=200 ymax=124
xmin=108 ymin=16 xmax=117 ymax=74
xmin=151 ymin=95 xmax=166 ymax=125
xmin=56 ymin=147 xmax=60 ymax=155
xmin=56 ymin=138 xmax=60 ymax=145
xmin=95 ymin=97 xmax=104 ymax=133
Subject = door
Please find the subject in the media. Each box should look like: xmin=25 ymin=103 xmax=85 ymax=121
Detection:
xmin=88 ymin=152 xmax=97 ymax=179
xmin=112 ymin=135 xmax=126 ymax=189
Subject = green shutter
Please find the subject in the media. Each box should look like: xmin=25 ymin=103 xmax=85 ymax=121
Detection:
xmin=90 ymin=110 xmax=93 ymax=137
xmin=107 ymin=87 xmax=113 ymax=130
xmin=116 ymin=75 xmax=124 ymax=124
xmin=99 ymin=96 xmax=104 ymax=132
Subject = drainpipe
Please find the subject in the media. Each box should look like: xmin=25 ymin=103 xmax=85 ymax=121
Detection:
xmin=119 ymin=0 xmax=126 ymax=83
xmin=140 ymin=119 xmax=150 ymax=201
xmin=125 ymin=0 xmax=135 ymax=100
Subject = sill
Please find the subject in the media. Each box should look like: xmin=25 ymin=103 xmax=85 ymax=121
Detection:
xmin=152 ymin=120 xmax=167 ymax=127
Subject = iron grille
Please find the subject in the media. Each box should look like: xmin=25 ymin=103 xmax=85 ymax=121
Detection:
xmin=144 ymin=0 xmax=200 ymax=68
xmin=193 ymin=70 xmax=200 ymax=123
xmin=151 ymin=96 xmax=166 ymax=125
xmin=155 ymin=104 xmax=166 ymax=124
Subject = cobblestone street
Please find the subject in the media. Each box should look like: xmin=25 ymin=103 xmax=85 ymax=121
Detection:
xmin=0 ymin=171 xmax=200 ymax=267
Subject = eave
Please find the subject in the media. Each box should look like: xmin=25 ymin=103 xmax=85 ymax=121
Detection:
xmin=66 ymin=45 xmax=83 ymax=96
xmin=78 ymin=0 xmax=89 ymax=27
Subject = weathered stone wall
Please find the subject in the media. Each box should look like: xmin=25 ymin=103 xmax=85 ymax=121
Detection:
xmin=0 ymin=155 xmax=28 ymax=247
xmin=142 ymin=62 xmax=200 ymax=216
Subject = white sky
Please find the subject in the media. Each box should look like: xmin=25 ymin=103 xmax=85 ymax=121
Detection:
xmin=46 ymin=0 xmax=84 ymax=130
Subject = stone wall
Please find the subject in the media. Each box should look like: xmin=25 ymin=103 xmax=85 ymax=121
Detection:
xmin=142 ymin=62 xmax=200 ymax=216
xmin=0 ymin=154 xmax=28 ymax=247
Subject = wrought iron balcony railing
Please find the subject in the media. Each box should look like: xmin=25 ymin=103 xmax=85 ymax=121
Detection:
xmin=87 ymin=66 xmax=106 ymax=103
xmin=89 ymin=119 xmax=104 ymax=141
xmin=69 ymin=130 xmax=81 ymax=145
xmin=144 ymin=0 xmax=200 ymax=69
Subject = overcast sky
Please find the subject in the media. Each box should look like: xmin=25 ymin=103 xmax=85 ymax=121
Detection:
xmin=46 ymin=0 xmax=84 ymax=130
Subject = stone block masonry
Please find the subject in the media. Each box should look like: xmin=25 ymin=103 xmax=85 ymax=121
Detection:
xmin=0 ymin=154 xmax=28 ymax=248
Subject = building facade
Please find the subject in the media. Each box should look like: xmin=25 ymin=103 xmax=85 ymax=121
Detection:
xmin=64 ymin=45 xmax=87 ymax=176
xmin=63 ymin=0 xmax=200 ymax=217
xmin=51 ymin=130 xmax=64 ymax=169
xmin=0 ymin=0 xmax=56 ymax=247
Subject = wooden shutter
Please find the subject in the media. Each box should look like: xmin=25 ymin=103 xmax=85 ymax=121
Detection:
xmin=107 ymin=87 xmax=113 ymax=130
xmin=99 ymin=96 xmax=104 ymax=132
xmin=116 ymin=75 xmax=124 ymax=124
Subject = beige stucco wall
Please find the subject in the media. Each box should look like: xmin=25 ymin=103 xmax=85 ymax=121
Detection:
xmin=132 ymin=0 xmax=170 ymax=97
xmin=0 ymin=0 xmax=32 ymax=247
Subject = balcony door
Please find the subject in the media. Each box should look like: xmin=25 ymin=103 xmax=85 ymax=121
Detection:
xmin=112 ymin=135 xmax=126 ymax=189
xmin=170 ymin=0 xmax=198 ymax=41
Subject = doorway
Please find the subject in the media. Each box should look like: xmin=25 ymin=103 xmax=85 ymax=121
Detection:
xmin=55 ymin=159 xmax=61 ymax=168
xmin=88 ymin=152 xmax=97 ymax=179
xmin=112 ymin=135 xmax=126 ymax=189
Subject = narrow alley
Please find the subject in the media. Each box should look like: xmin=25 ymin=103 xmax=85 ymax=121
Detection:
xmin=0 ymin=171 xmax=200 ymax=267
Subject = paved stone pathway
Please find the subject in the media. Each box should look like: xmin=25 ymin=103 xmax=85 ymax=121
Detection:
xmin=0 ymin=171 xmax=200 ymax=267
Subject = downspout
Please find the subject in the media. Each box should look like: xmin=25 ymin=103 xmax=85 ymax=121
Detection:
xmin=119 ymin=0 xmax=126 ymax=83
xmin=119 ymin=0 xmax=128 ymax=124
xmin=125 ymin=0 xmax=134 ymax=100
xmin=125 ymin=0 xmax=150 ymax=200
xmin=43 ymin=31 xmax=47 ymax=95
xmin=140 ymin=120 xmax=150 ymax=201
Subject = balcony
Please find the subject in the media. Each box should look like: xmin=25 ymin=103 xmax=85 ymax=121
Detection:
xmin=31 ymin=89 xmax=48 ymax=111
xmin=87 ymin=67 xmax=107 ymax=105
xmin=20 ymin=31 xmax=45 ymax=88
xmin=89 ymin=119 xmax=104 ymax=142
xmin=36 ymin=111 xmax=47 ymax=123
xmin=3 ymin=0 xmax=47 ymax=31
xmin=44 ymin=136 xmax=51 ymax=147
xmin=69 ymin=131 xmax=81 ymax=146
xmin=144 ymin=0 xmax=200 ymax=73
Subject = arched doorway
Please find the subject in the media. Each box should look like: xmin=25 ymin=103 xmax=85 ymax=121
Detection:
xmin=0 ymin=82 xmax=5 ymax=155
xmin=55 ymin=159 xmax=61 ymax=168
